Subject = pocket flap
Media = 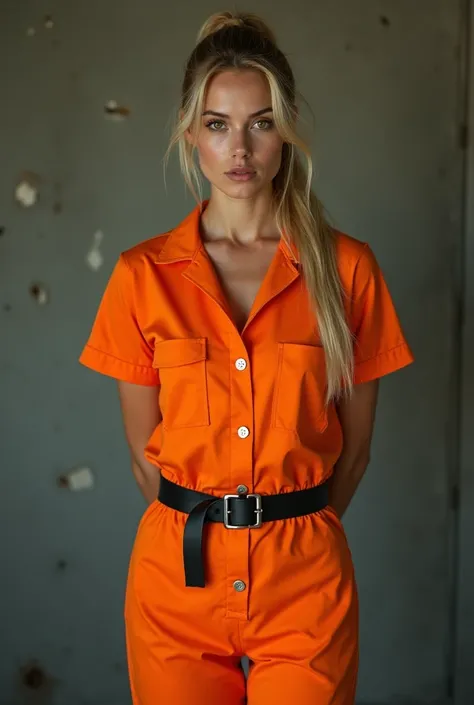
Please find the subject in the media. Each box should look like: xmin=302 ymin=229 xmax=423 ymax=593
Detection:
xmin=280 ymin=342 xmax=326 ymax=365
xmin=153 ymin=338 xmax=207 ymax=368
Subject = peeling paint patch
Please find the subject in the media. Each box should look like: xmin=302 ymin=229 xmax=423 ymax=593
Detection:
xmin=104 ymin=100 xmax=131 ymax=121
xmin=44 ymin=15 xmax=54 ymax=29
xmin=20 ymin=661 xmax=57 ymax=698
xmin=15 ymin=171 xmax=40 ymax=207
xmin=29 ymin=283 xmax=49 ymax=305
xmin=86 ymin=230 xmax=104 ymax=271
xmin=22 ymin=665 xmax=46 ymax=689
xmin=58 ymin=466 xmax=95 ymax=491
xmin=26 ymin=27 xmax=36 ymax=37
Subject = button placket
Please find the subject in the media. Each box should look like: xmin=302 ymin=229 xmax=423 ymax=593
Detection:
xmin=227 ymin=339 xmax=252 ymax=618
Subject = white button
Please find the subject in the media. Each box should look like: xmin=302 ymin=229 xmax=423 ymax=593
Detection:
xmin=233 ymin=580 xmax=246 ymax=592
xmin=235 ymin=358 xmax=247 ymax=371
xmin=237 ymin=426 xmax=250 ymax=439
xmin=237 ymin=484 xmax=248 ymax=494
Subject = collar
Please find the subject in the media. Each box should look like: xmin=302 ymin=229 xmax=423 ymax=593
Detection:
xmin=154 ymin=199 xmax=300 ymax=265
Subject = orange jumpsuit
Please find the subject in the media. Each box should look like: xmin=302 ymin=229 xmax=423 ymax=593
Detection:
xmin=79 ymin=200 xmax=414 ymax=704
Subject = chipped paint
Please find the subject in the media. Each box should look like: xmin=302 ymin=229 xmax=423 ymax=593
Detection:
xmin=15 ymin=172 xmax=40 ymax=207
xmin=58 ymin=467 xmax=95 ymax=491
xmin=16 ymin=180 xmax=37 ymax=206
xmin=29 ymin=283 xmax=49 ymax=305
xmin=19 ymin=661 xmax=57 ymax=700
xmin=104 ymin=100 xmax=131 ymax=121
xmin=22 ymin=665 xmax=46 ymax=689
xmin=44 ymin=15 xmax=54 ymax=29
xmin=26 ymin=27 xmax=36 ymax=37
xmin=86 ymin=230 xmax=104 ymax=271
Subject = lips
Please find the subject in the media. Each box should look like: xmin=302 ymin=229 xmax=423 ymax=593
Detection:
xmin=226 ymin=168 xmax=256 ymax=175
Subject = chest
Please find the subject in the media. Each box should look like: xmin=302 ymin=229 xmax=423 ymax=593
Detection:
xmin=203 ymin=239 xmax=280 ymax=334
xmin=149 ymin=244 xmax=327 ymax=435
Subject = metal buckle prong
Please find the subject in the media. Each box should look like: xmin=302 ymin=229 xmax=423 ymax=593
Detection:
xmin=223 ymin=493 xmax=263 ymax=529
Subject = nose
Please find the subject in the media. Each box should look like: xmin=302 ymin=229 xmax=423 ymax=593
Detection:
xmin=229 ymin=129 xmax=251 ymax=158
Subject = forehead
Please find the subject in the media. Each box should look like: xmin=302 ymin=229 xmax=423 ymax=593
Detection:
xmin=203 ymin=70 xmax=271 ymax=112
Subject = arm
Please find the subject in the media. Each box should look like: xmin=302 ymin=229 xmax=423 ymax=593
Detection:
xmin=327 ymin=379 xmax=379 ymax=518
xmin=117 ymin=380 xmax=162 ymax=505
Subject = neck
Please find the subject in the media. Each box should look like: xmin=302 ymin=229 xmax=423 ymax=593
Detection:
xmin=200 ymin=188 xmax=279 ymax=245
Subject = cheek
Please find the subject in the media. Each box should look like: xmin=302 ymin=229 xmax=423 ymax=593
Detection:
xmin=196 ymin=136 xmax=227 ymax=173
xmin=258 ymin=136 xmax=284 ymax=175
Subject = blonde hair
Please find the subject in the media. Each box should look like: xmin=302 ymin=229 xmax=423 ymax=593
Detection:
xmin=164 ymin=11 xmax=354 ymax=403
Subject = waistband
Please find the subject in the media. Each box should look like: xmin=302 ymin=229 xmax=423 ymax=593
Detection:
xmin=158 ymin=475 xmax=330 ymax=588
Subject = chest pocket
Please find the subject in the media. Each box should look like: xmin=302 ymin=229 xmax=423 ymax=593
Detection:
xmin=272 ymin=343 xmax=328 ymax=434
xmin=153 ymin=338 xmax=210 ymax=429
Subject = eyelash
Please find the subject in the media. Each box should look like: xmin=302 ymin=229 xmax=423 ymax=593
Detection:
xmin=205 ymin=118 xmax=274 ymax=132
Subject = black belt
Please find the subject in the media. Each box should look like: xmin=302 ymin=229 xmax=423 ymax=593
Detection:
xmin=158 ymin=474 xmax=330 ymax=588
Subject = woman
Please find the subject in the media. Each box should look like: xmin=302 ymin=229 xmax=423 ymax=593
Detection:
xmin=80 ymin=11 xmax=414 ymax=705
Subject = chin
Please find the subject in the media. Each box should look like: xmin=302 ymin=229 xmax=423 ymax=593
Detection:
xmin=217 ymin=178 xmax=270 ymax=200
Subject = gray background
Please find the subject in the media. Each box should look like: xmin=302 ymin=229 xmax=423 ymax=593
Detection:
xmin=1 ymin=1 xmax=472 ymax=704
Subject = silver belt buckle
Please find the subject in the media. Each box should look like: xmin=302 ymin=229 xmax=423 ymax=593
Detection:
xmin=223 ymin=493 xmax=263 ymax=529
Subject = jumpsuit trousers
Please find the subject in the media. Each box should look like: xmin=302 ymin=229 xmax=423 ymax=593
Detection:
xmin=124 ymin=490 xmax=359 ymax=705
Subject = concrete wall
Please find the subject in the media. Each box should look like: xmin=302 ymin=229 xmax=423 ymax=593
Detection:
xmin=1 ymin=1 xmax=471 ymax=703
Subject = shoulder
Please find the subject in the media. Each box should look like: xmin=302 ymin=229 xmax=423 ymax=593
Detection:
xmin=333 ymin=228 xmax=369 ymax=265
xmin=332 ymin=228 xmax=379 ymax=295
xmin=120 ymin=230 xmax=173 ymax=271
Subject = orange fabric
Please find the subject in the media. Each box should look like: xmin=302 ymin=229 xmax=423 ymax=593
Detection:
xmin=79 ymin=200 xmax=414 ymax=704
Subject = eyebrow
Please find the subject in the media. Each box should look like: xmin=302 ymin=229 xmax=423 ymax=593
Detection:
xmin=201 ymin=107 xmax=273 ymax=119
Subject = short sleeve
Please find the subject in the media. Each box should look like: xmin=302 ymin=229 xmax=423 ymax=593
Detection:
xmin=79 ymin=254 xmax=159 ymax=386
xmin=351 ymin=244 xmax=414 ymax=385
